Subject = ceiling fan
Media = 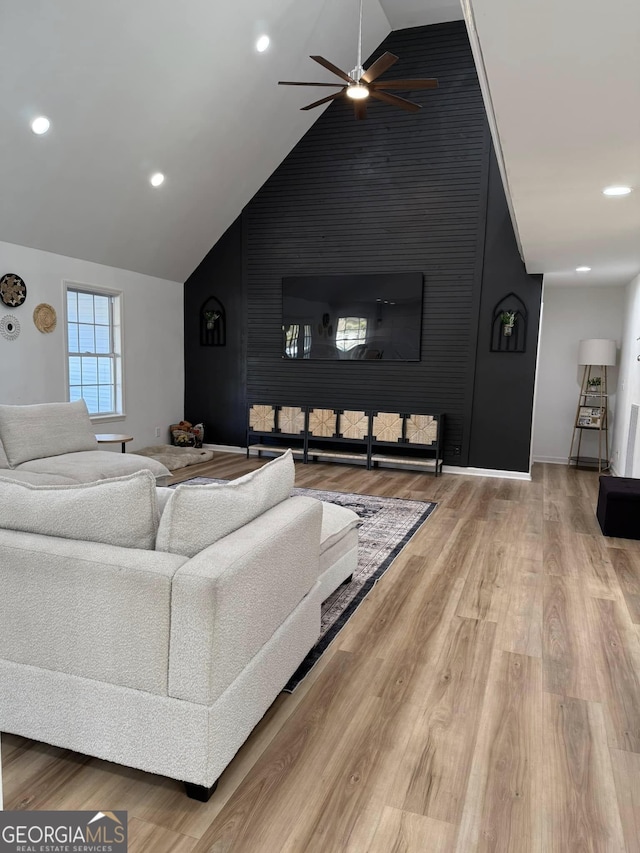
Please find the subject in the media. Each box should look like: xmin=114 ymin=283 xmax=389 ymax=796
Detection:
xmin=278 ymin=0 xmax=438 ymax=119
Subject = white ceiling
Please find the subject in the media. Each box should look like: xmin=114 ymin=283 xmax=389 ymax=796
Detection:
xmin=2 ymin=0 xmax=637 ymax=289
xmin=466 ymin=0 xmax=640 ymax=287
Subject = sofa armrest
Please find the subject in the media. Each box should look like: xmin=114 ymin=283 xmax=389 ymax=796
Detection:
xmin=168 ymin=495 xmax=322 ymax=705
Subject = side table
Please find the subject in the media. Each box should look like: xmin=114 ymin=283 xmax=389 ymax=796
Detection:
xmin=95 ymin=433 xmax=133 ymax=453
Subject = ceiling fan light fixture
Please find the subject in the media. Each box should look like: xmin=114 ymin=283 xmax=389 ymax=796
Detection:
xmin=346 ymin=83 xmax=369 ymax=100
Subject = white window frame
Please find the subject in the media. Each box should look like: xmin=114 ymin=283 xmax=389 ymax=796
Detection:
xmin=63 ymin=281 xmax=125 ymax=422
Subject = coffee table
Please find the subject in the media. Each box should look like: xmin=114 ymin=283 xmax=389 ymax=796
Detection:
xmin=95 ymin=433 xmax=133 ymax=453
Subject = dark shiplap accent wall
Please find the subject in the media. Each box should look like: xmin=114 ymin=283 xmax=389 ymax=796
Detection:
xmin=184 ymin=216 xmax=244 ymax=447
xmin=184 ymin=21 xmax=542 ymax=470
xmin=245 ymin=22 xmax=487 ymax=461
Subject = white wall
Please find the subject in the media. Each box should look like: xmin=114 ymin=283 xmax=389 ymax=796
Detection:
xmin=611 ymin=273 xmax=640 ymax=477
xmin=533 ymin=284 xmax=625 ymax=464
xmin=0 ymin=240 xmax=184 ymax=451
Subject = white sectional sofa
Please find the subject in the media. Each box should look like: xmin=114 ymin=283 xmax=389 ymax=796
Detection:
xmin=0 ymin=451 xmax=358 ymax=800
xmin=0 ymin=400 xmax=170 ymax=485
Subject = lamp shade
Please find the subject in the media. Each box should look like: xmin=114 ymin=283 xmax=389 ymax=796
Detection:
xmin=577 ymin=338 xmax=617 ymax=366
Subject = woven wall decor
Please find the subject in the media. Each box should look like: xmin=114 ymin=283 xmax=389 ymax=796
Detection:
xmin=0 ymin=273 xmax=27 ymax=307
xmin=33 ymin=303 xmax=57 ymax=334
xmin=0 ymin=315 xmax=20 ymax=341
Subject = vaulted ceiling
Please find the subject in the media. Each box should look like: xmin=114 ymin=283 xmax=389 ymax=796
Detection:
xmin=1 ymin=0 xmax=638 ymax=289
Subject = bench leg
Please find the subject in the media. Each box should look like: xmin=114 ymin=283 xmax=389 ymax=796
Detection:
xmin=184 ymin=780 xmax=218 ymax=802
xmin=342 ymin=574 xmax=353 ymax=585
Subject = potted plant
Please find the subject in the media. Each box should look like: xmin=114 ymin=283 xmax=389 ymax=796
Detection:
xmin=500 ymin=310 xmax=516 ymax=336
xmin=203 ymin=310 xmax=221 ymax=330
xmin=587 ymin=376 xmax=602 ymax=393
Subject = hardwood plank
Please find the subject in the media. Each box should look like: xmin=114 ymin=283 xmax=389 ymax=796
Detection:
xmin=544 ymin=522 xmax=617 ymax=597
xmin=543 ymin=576 xmax=603 ymax=701
xmin=367 ymin=807 xmax=456 ymax=853
xmin=591 ymin=597 xmax=640 ymax=753
xmin=456 ymin=651 xmax=542 ymax=853
xmin=610 ymin=748 xmax=640 ymax=853
xmin=456 ymin=538 xmax=510 ymax=622
xmin=496 ymin=569 xmax=543 ymax=658
xmin=610 ymin=547 xmax=640 ymax=623
xmin=128 ymin=818 xmax=198 ymax=853
xmin=389 ymin=617 xmax=496 ymax=824
xmin=541 ymin=694 xmax=625 ymax=853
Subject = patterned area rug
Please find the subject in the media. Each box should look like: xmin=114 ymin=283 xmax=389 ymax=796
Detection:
xmin=179 ymin=478 xmax=437 ymax=690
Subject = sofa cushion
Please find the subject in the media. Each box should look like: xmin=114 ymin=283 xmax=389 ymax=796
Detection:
xmin=18 ymin=449 xmax=171 ymax=484
xmin=320 ymin=502 xmax=360 ymax=554
xmin=156 ymin=449 xmax=295 ymax=558
xmin=0 ymin=439 xmax=11 ymax=468
xmin=0 ymin=469 xmax=78 ymax=486
xmin=0 ymin=400 xmax=98 ymax=467
xmin=0 ymin=470 xmax=159 ymax=550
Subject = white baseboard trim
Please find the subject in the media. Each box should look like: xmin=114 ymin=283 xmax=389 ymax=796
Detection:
xmin=202 ymin=443 xmax=245 ymax=455
xmin=442 ymin=465 xmax=531 ymax=481
xmin=532 ymin=456 xmax=568 ymax=464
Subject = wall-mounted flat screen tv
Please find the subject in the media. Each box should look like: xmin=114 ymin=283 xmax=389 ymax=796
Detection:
xmin=282 ymin=272 xmax=423 ymax=361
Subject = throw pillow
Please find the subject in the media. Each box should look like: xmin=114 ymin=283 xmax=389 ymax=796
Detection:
xmin=0 ymin=470 xmax=159 ymax=550
xmin=0 ymin=400 xmax=98 ymax=467
xmin=156 ymin=449 xmax=294 ymax=557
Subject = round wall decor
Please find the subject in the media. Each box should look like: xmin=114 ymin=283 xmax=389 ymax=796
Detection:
xmin=0 ymin=315 xmax=20 ymax=341
xmin=0 ymin=273 xmax=27 ymax=307
xmin=33 ymin=302 xmax=57 ymax=333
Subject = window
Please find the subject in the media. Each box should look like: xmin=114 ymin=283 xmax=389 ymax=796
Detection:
xmin=335 ymin=317 xmax=368 ymax=352
xmin=66 ymin=285 xmax=123 ymax=416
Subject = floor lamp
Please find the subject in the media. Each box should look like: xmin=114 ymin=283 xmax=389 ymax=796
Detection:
xmin=568 ymin=338 xmax=617 ymax=472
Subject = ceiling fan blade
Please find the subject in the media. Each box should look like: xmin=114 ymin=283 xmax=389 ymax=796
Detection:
xmin=370 ymin=78 xmax=438 ymax=90
xmin=279 ymin=81 xmax=347 ymax=87
xmin=301 ymin=91 xmax=345 ymax=111
xmin=369 ymin=89 xmax=422 ymax=112
xmin=354 ymin=99 xmax=367 ymax=120
xmin=361 ymin=52 xmax=399 ymax=83
xmin=310 ymin=55 xmax=353 ymax=84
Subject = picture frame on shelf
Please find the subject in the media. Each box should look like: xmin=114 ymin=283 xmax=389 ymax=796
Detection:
xmin=577 ymin=406 xmax=603 ymax=428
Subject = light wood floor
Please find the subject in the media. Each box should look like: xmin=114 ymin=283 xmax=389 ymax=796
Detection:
xmin=3 ymin=457 xmax=640 ymax=852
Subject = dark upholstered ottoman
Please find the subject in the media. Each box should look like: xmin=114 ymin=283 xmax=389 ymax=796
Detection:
xmin=596 ymin=476 xmax=640 ymax=539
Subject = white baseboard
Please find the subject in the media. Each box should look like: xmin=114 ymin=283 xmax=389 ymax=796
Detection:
xmin=202 ymin=443 xmax=245 ymax=455
xmin=531 ymin=455 xmax=568 ymax=464
xmin=442 ymin=465 xmax=531 ymax=481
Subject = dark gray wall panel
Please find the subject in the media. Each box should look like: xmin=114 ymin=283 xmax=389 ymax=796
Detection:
xmin=184 ymin=22 xmax=542 ymax=470
xmin=244 ymin=22 xmax=488 ymax=462
xmin=184 ymin=216 xmax=245 ymax=446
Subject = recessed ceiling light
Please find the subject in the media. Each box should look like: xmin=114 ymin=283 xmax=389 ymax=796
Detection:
xmin=576 ymin=266 xmax=591 ymax=273
xmin=150 ymin=172 xmax=165 ymax=187
xmin=602 ymin=185 xmax=632 ymax=196
xmin=256 ymin=35 xmax=270 ymax=52
xmin=31 ymin=116 xmax=50 ymax=135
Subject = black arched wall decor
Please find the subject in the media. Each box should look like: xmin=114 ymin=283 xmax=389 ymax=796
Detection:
xmin=200 ymin=296 xmax=226 ymax=346
xmin=490 ymin=292 xmax=527 ymax=353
